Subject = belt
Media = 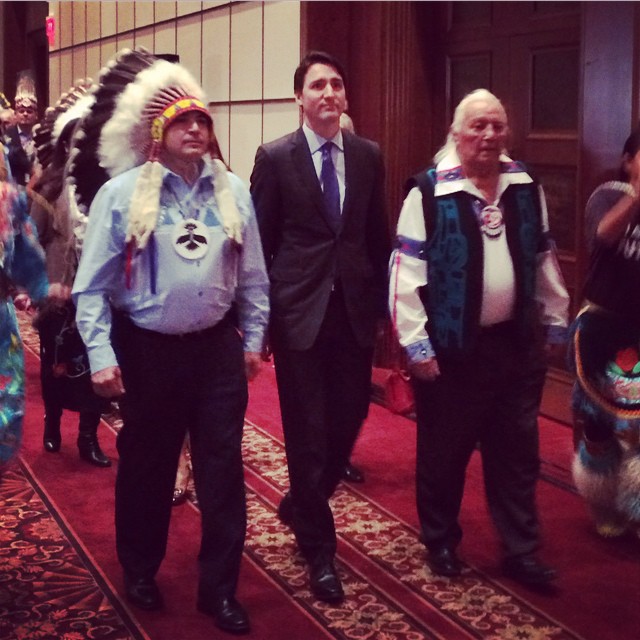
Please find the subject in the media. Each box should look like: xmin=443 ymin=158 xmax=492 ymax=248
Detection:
xmin=113 ymin=309 xmax=227 ymax=341
xmin=478 ymin=320 xmax=515 ymax=336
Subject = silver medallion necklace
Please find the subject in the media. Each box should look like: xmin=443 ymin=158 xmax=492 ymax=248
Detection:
xmin=168 ymin=182 xmax=210 ymax=260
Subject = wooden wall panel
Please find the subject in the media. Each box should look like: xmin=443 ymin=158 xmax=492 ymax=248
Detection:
xmin=71 ymin=44 xmax=87 ymax=82
xmin=178 ymin=2 xmax=203 ymax=18
xmin=100 ymin=1 xmax=117 ymax=38
xmin=230 ymin=3 xmax=263 ymax=101
xmin=264 ymin=1 xmax=299 ymax=100
xmin=117 ymin=1 xmax=135 ymax=34
xmin=72 ymin=2 xmax=86 ymax=45
xmin=154 ymin=22 xmax=176 ymax=56
xmin=135 ymin=2 xmax=155 ymax=29
xmin=59 ymin=1 xmax=73 ymax=49
xmin=155 ymin=2 xmax=177 ymax=23
xmin=48 ymin=51 xmax=61 ymax=105
xmin=202 ymin=8 xmax=230 ymax=102
xmin=135 ymin=26 xmax=155 ymax=53
xmin=86 ymin=41 xmax=101 ymax=81
xmin=177 ymin=14 xmax=202 ymax=81
xmin=229 ymin=102 xmax=262 ymax=182
xmin=86 ymin=2 xmax=102 ymax=42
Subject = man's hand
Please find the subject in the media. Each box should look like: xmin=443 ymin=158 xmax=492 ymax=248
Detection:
xmin=91 ymin=366 xmax=125 ymax=398
xmin=48 ymin=283 xmax=72 ymax=304
xmin=244 ymin=352 xmax=262 ymax=381
xmin=13 ymin=293 xmax=32 ymax=312
xmin=409 ymin=357 xmax=441 ymax=382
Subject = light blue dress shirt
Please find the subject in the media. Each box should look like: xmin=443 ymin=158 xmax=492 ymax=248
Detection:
xmin=72 ymin=160 xmax=270 ymax=374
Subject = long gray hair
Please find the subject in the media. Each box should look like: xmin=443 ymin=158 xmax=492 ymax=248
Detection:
xmin=433 ymin=89 xmax=507 ymax=164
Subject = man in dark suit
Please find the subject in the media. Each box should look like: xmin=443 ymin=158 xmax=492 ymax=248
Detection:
xmin=4 ymin=77 xmax=38 ymax=186
xmin=250 ymin=51 xmax=390 ymax=604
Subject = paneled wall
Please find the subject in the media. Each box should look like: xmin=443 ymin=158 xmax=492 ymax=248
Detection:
xmin=47 ymin=1 xmax=301 ymax=183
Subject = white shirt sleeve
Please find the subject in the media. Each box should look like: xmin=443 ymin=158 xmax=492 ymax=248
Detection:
xmin=388 ymin=187 xmax=435 ymax=363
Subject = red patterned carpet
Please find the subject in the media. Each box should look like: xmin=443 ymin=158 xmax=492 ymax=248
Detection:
xmin=2 ymin=312 xmax=639 ymax=639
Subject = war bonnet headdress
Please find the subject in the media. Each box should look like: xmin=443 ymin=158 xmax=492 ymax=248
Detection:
xmin=97 ymin=55 xmax=242 ymax=252
xmin=33 ymin=78 xmax=96 ymax=173
xmin=14 ymin=72 xmax=37 ymax=110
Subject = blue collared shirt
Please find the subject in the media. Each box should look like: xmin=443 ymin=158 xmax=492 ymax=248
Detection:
xmin=72 ymin=160 xmax=270 ymax=374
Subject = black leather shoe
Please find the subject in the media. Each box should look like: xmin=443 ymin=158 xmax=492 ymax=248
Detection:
xmin=78 ymin=434 xmax=111 ymax=468
xmin=427 ymin=547 xmax=463 ymax=577
xmin=197 ymin=596 xmax=250 ymax=634
xmin=342 ymin=462 xmax=365 ymax=483
xmin=43 ymin=436 xmax=61 ymax=453
xmin=172 ymin=487 xmax=189 ymax=506
xmin=309 ymin=562 xmax=344 ymax=603
xmin=43 ymin=417 xmax=61 ymax=453
xmin=502 ymin=555 xmax=557 ymax=586
xmin=277 ymin=492 xmax=293 ymax=526
xmin=124 ymin=575 xmax=163 ymax=611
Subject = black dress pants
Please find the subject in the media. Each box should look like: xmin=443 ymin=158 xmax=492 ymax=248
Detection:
xmin=112 ymin=314 xmax=248 ymax=598
xmin=414 ymin=323 xmax=547 ymax=559
xmin=273 ymin=290 xmax=373 ymax=563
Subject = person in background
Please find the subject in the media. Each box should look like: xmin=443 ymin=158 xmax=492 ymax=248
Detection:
xmin=0 ymin=181 xmax=48 ymax=473
xmin=0 ymin=92 xmax=15 ymax=182
xmin=570 ymin=127 xmax=640 ymax=538
xmin=29 ymin=81 xmax=111 ymax=467
xmin=4 ymin=74 xmax=38 ymax=186
xmin=72 ymin=55 xmax=269 ymax=634
xmin=389 ymin=88 xmax=569 ymax=588
xmin=250 ymin=51 xmax=390 ymax=604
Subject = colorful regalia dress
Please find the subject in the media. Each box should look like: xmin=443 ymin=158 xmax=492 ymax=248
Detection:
xmin=0 ymin=182 xmax=47 ymax=469
xmin=570 ymin=181 xmax=640 ymax=537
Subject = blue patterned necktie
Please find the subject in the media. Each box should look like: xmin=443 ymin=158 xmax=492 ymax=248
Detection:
xmin=320 ymin=141 xmax=341 ymax=227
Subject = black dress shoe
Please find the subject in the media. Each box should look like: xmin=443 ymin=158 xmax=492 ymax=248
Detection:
xmin=43 ymin=417 xmax=61 ymax=452
xmin=124 ymin=575 xmax=163 ymax=611
xmin=43 ymin=436 xmax=61 ymax=453
xmin=197 ymin=596 xmax=250 ymax=635
xmin=172 ymin=487 xmax=189 ymax=506
xmin=502 ymin=555 xmax=557 ymax=586
xmin=427 ymin=547 xmax=463 ymax=577
xmin=77 ymin=434 xmax=112 ymax=468
xmin=342 ymin=462 xmax=365 ymax=483
xmin=309 ymin=562 xmax=344 ymax=603
xmin=277 ymin=492 xmax=293 ymax=526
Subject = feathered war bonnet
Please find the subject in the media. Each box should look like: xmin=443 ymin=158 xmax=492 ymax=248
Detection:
xmin=98 ymin=57 xmax=243 ymax=254
xmin=14 ymin=72 xmax=37 ymax=110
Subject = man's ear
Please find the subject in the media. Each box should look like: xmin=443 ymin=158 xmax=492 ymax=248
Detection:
xmin=294 ymin=92 xmax=303 ymax=108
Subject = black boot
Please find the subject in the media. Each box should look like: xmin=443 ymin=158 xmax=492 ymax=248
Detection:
xmin=43 ymin=408 xmax=62 ymax=453
xmin=78 ymin=412 xmax=111 ymax=468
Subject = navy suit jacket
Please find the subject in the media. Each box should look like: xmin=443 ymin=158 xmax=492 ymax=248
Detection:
xmin=250 ymin=127 xmax=390 ymax=351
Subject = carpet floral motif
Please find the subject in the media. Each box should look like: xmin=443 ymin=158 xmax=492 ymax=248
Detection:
xmin=241 ymin=420 xmax=582 ymax=640
xmin=0 ymin=466 xmax=144 ymax=640
xmin=15 ymin=311 xmax=582 ymax=640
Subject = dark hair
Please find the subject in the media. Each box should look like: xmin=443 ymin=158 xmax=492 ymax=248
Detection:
xmin=293 ymin=51 xmax=347 ymax=94
xmin=620 ymin=126 xmax=640 ymax=181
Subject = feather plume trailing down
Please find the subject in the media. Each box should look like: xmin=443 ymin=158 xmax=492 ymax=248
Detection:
xmin=211 ymin=158 xmax=243 ymax=246
xmin=66 ymin=48 xmax=158 ymax=214
xmin=125 ymin=159 xmax=164 ymax=250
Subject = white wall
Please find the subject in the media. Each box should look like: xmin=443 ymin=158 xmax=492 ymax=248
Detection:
xmin=47 ymin=0 xmax=301 ymax=184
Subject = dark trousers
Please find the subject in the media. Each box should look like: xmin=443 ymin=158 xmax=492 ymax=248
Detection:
xmin=112 ymin=314 xmax=248 ymax=598
xmin=273 ymin=290 xmax=373 ymax=563
xmin=414 ymin=324 xmax=547 ymax=559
